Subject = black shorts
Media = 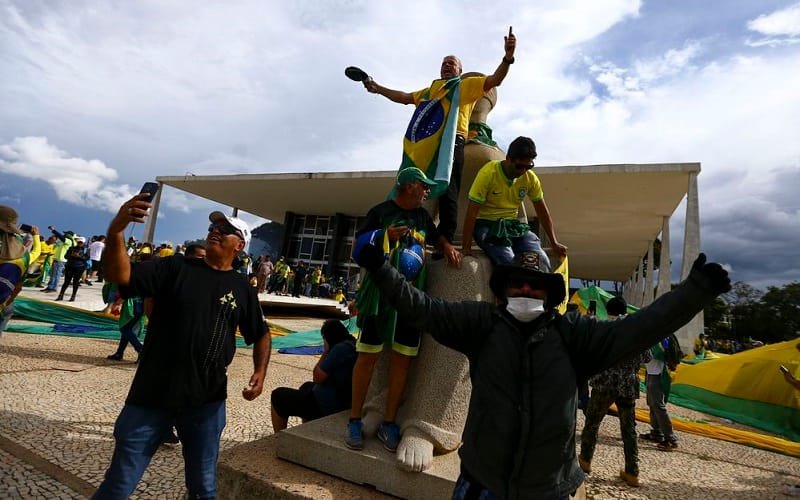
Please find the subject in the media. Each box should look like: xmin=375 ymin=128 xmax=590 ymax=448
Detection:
xmin=356 ymin=314 xmax=421 ymax=357
xmin=270 ymin=382 xmax=322 ymax=422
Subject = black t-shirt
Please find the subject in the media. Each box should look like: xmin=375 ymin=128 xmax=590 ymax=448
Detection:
xmin=357 ymin=200 xmax=439 ymax=245
xmin=121 ymin=255 xmax=268 ymax=409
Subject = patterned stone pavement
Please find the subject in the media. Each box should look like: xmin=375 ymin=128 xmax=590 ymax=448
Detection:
xmin=1 ymin=287 xmax=799 ymax=498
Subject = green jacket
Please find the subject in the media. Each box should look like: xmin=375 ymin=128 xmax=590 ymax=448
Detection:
xmin=369 ymin=263 xmax=718 ymax=499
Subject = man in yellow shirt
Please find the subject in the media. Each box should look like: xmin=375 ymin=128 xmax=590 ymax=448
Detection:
xmin=362 ymin=28 xmax=516 ymax=245
xmin=462 ymin=136 xmax=567 ymax=272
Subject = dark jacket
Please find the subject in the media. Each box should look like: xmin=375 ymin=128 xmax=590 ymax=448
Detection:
xmin=368 ymin=263 xmax=718 ymax=499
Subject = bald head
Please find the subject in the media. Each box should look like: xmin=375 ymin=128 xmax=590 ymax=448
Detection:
xmin=441 ymin=55 xmax=462 ymax=79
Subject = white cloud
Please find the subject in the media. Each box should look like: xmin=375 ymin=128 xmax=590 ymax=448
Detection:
xmin=748 ymin=2 xmax=800 ymax=35
xmin=746 ymin=2 xmax=800 ymax=46
xmin=1 ymin=0 xmax=798 ymax=286
xmin=0 ymin=136 xmax=134 ymax=212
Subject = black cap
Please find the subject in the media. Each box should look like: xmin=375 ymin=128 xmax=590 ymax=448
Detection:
xmin=489 ymin=253 xmax=566 ymax=309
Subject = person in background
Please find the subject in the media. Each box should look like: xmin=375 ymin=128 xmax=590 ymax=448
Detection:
xmin=256 ymin=255 xmax=273 ymax=294
xmin=579 ymin=296 xmax=651 ymax=487
xmin=88 ymin=235 xmax=106 ymax=284
xmin=1 ymin=207 xmax=41 ymax=336
xmin=56 ymin=236 xmax=89 ymax=302
xmin=271 ymin=320 xmax=357 ymax=431
xmin=42 ymin=226 xmax=75 ymax=293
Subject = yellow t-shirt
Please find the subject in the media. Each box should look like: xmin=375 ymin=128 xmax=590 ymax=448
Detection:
xmin=157 ymin=247 xmax=174 ymax=258
xmin=412 ymin=76 xmax=487 ymax=137
xmin=468 ymin=160 xmax=544 ymax=221
xmin=35 ymin=241 xmax=54 ymax=264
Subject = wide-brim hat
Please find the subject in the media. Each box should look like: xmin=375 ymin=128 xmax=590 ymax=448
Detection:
xmin=0 ymin=205 xmax=20 ymax=235
xmin=489 ymin=253 xmax=566 ymax=309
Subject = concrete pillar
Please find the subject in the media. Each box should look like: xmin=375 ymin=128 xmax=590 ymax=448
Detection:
xmin=142 ymin=182 xmax=164 ymax=243
xmin=633 ymin=258 xmax=645 ymax=308
xmin=656 ymin=215 xmax=671 ymax=298
xmin=676 ymin=171 xmax=703 ymax=353
xmin=641 ymin=240 xmax=654 ymax=306
xmin=680 ymin=172 xmax=701 ymax=279
xmin=623 ymin=276 xmax=633 ymax=303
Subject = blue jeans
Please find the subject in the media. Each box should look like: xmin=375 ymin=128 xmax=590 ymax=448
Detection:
xmin=93 ymin=400 xmax=226 ymax=499
xmin=46 ymin=260 xmax=65 ymax=290
xmin=114 ymin=313 xmax=144 ymax=355
xmin=473 ymin=221 xmax=551 ymax=272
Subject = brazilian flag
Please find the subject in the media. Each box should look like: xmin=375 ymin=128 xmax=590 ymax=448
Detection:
xmin=398 ymin=76 xmax=462 ymax=200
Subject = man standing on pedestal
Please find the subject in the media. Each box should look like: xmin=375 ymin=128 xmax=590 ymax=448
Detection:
xmin=362 ymin=28 xmax=516 ymax=244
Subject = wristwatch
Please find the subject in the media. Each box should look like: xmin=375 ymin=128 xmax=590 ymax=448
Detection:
xmin=503 ymin=56 xmax=515 ymax=64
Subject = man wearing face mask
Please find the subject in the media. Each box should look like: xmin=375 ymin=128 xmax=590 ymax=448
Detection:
xmin=352 ymin=244 xmax=731 ymax=500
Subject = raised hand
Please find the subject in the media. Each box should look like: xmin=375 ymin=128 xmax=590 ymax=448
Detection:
xmin=691 ymin=253 xmax=731 ymax=294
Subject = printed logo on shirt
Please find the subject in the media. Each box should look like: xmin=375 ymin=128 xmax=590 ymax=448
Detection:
xmin=518 ymin=189 xmax=527 ymax=199
xmin=204 ymin=290 xmax=239 ymax=369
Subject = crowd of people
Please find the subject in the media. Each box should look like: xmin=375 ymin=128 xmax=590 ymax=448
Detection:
xmin=0 ymin=28 xmax=741 ymax=500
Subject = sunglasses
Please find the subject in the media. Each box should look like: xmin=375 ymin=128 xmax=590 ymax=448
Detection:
xmin=208 ymin=223 xmax=244 ymax=240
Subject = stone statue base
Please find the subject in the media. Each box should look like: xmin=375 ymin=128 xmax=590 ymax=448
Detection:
xmin=275 ymin=412 xmax=459 ymax=499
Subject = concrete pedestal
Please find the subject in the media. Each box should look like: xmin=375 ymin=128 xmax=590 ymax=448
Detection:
xmin=276 ymin=412 xmax=460 ymax=500
xmin=217 ymin=430 xmax=394 ymax=499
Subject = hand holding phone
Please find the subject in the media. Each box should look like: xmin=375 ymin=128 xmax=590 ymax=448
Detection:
xmin=19 ymin=224 xmax=32 ymax=233
xmin=139 ymin=182 xmax=159 ymax=203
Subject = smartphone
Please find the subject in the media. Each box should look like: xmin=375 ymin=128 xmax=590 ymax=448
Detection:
xmin=780 ymin=365 xmax=790 ymax=374
xmin=139 ymin=182 xmax=159 ymax=203
xmin=588 ymin=300 xmax=597 ymax=316
xmin=19 ymin=223 xmax=32 ymax=233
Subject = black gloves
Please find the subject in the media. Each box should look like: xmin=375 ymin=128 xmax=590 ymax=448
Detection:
xmin=355 ymin=241 xmax=386 ymax=272
xmin=691 ymin=253 xmax=731 ymax=294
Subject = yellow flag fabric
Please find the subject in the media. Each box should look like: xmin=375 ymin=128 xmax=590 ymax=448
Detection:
xmin=669 ymin=339 xmax=800 ymax=441
xmin=553 ymin=256 xmax=569 ymax=314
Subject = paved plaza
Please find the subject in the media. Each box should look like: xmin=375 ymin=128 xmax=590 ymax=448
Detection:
xmin=1 ymin=286 xmax=799 ymax=499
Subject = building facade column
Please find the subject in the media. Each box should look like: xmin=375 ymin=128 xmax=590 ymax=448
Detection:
xmin=656 ymin=215 xmax=671 ymax=298
xmin=676 ymin=171 xmax=703 ymax=353
xmin=633 ymin=258 xmax=645 ymax=308
xmin=142 ymin=182 xmax=164 ymax=244
xmin=641 ymin=240 xmax=655 ymax=306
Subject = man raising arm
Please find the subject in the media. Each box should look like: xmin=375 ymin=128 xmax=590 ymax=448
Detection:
xmin=95 ymin=193 xmax=270 ymax=499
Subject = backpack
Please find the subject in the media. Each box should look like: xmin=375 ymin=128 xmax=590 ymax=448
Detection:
xmin=662 ymin=333 xmax=684 ymax=370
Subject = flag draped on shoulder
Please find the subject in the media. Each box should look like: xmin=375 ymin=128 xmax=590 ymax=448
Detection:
xmin=398 ymin=77 xmax=462 ymax=200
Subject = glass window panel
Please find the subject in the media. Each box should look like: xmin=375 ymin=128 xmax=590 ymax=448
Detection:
xmin=300 ymin=237 xmax=312 ymax=255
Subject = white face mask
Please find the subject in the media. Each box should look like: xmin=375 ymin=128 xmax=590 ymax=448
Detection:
xmin=505 ymin=297 xmax=545 ymax=322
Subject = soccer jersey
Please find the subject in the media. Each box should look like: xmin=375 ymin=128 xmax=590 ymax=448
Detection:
xmin=412 ymin=76 xmax=487 ymax=137
xmin=468 ymin=160 xmax=544 ymax=221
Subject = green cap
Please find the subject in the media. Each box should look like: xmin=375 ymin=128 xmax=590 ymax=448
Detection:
xmin=396 ymin=167 xmax=437 ymax=187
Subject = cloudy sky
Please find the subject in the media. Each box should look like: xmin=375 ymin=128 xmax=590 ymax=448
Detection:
xmin=1 ymin=0 xmax=798 ymax=289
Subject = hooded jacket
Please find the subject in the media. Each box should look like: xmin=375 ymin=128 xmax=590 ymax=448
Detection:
xmin=368 ymin=262 xmax=718 ymax=499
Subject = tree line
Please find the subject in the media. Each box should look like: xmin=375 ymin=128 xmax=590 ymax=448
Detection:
xmin=704 ymin=281 xmax=800 ymax=343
